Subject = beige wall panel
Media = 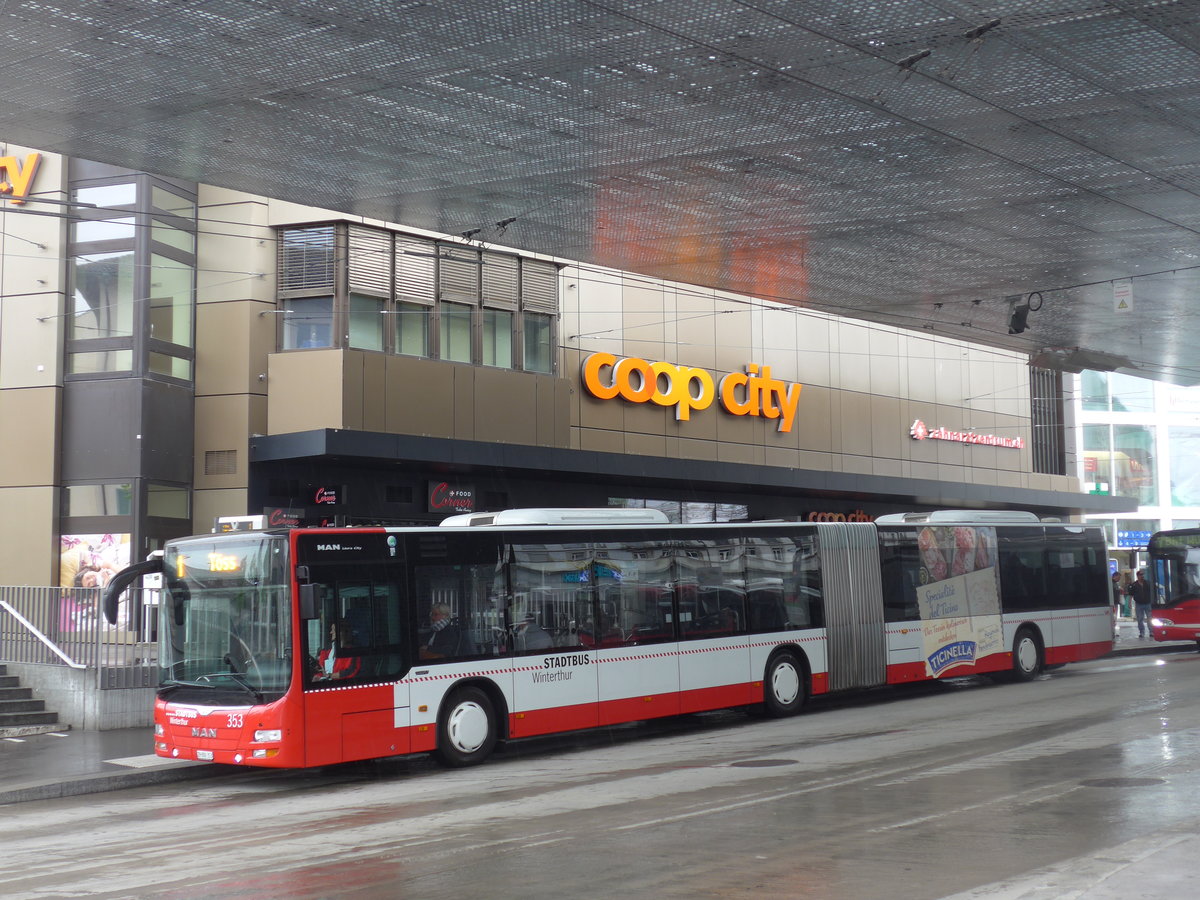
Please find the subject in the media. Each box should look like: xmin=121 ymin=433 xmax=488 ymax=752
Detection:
xmin=453 ymin=365 xmax=475 ymax=439
xmin=793 ymin=384 xmax=833 ymax=453
xmin=623 ymin=339 xmax=669 ymax=366
xmin=870 ymin=351 xmax=903 ymax=400
xmin=266 ymin=198 xmax=346 ymax=227
xmin=797 ymin=349 xmax=831 ymax=390
xmin=572 ymin=274 xmax=623 ymax=356
xmin=756 ymin=307 xmax=800 ymax=381
xmin=714 ymin=402 xmax=765 ymax=447
xmin=711 ymin=309 xmax=753 ymax=372
xmin=195 ymin=301 xmax=274 ymax=397
xmin=674 ymin=289 xmax=718 ymax=369
xmin=764 ymin=446 xmax=800 ymax=469
xmin=673 ymin=395 xmax=720 ymax=442
xmin=0 ymin=293 xmax=63 ymax=388
xmin=2 ymin=152 xmax=66 ymax=294
xmin=384 ymin=356 xmax=456 ymax=437
xmin=537 ymin=378 xmax=571 ymax=448
xmin=475 ymin=370 xmax=537 ymax=444
xmin=906 ymin=353 xmax=939 ymax=404
xmin=965 ymin=359 xmax=997 ymax=415
xmin=835 ymin=392 xmax=873 ymax=456
xmin=0 ymin=487 xmax=56 ymax=585
xmin=0 ymin=387 xmax=59 ymax=486
xmin=578 ymin=428 xmax=625 ymax=454
xmin=872 ymin=457 xmax=903 ymax=478
xmin=621 ymin=396 xmax=673 ymax=436
xmin=193 ymin=488 xmax=250 ymax=533
xmin=624 ymin=432 xmax=668 ymax=458
xmin=970 ymin=467 xmax=999 ymax=486
xmin=340 ymin=351 xmax=365 ymax=430
xmin=938 ymin=463 xmax=968 ymax=484
xmin=841 ymin=455 xmax=873 ymax=476
xmin=838 ymin=321 xmax=872 ymax=355
xmin=620 ymin=280 xmax=668 ymax=347
xmin=796 ymin=314 xmax=832 ymax=355
xmin=935 ymin=356 xmax=966 ymax=406
xmin=357 ymin=351 xmax=386 ymax=432
xmin=796 ymin=449 xmax=835 ymax=471
xmin=717 ymin=441 xmax=764 ymax=466
xmin=870 ymin=395 xmax=903 ymax=459
xmin=910 ymin=461 xmax=941 ymax=481
xmin=267 ymin=350 xmax=346 ymax=433
xmin=558 ymin=266 xmax=583 ymax=351
xmin=836 ymin=352 xmax=872 ymax=394
xmin=994 ymin=470 xmax=1023 ymax=490
xmin=196 ymin=192 xmax=274 ymax=303
xmin=195 ymin=395 xmax=255 ymax=489
xmin=676 ymin=437 xmax=719 ymax=462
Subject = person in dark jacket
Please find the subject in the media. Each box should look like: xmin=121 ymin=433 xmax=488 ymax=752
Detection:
xmin=1128 ymin=569 xmax=1153 ymax=639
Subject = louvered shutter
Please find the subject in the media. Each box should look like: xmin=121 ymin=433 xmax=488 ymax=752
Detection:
xmin=395 ymin=235 xmax=437 ymax=306
xmin=277 ymin=226 xmax=335 ymax=296
xmin=521 ymin=259 xmax=559 ymax=313
xmin=482 ymin=252 xmax=518 ymax=310
xmin=348 ymin=225 xmax=391 ymax=297
xmin=438 ymin=246 xmax=481 ymax=303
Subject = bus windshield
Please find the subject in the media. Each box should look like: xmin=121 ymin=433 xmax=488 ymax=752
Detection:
xmin=1149 ymin=532 xmax=1200 ymax=607
xmin=159 ymin=533 xmax=292 ymax=705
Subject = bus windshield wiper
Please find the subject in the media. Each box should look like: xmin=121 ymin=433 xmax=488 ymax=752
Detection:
xmin=160 ymin=674 xmax=262 ymax=703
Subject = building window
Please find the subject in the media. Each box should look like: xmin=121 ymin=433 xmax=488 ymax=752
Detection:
xmin=1083 ymin=423 xmax=1156 ymax=504
xmin=70 ymin=251 xmax=137 ymax=340
xmin=1169 ymin=427 xmax=1200 ymax=506
xmin=274 ymin=225 xmax=557 ymax=372
xmin=147 ymin=483 xmax=190 ymax=519
xmin=64 ymin=483 xmax=133 ymax=517
xmin=1081 ymin=371 xmax=1155 ymax=412
xmin=440 ymin=301 xmax=473 ymax=362
xmin=282 ymin=296 xmax=334 ymax=349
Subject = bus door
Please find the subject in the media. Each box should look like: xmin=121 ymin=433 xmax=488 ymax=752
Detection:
xmin=815 ymin=523 xmax=886 ymax=691
xmin=507 ymin=542 xmax=599 ymax=737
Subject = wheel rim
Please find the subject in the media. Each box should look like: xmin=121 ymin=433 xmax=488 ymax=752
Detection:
xmin=771 ymin=660 xmax=800 ymax=706
xmin=1016 ymin=636 xmax=1038 ymax=674
xmin=446 ymin=700 xmax=489 ymax=754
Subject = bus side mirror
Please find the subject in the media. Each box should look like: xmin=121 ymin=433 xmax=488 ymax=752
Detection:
xmin=299 ymin=583 xmax=320 ymax=620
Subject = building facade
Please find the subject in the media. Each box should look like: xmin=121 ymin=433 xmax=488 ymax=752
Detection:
xmin=0 ymin=144 xmax=1130 ymax=589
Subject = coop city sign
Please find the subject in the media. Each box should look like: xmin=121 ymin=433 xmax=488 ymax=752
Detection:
xmin=0 ymin=152 xmax=41 ymax=205
xmin=581 ymin=352 xmax=802 ymax=433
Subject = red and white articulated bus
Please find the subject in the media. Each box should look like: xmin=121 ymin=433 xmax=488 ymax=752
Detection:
xmin=1148 ymin=528 xmax=1200 ymax=648
xmin=103 ymin=508 xmax=1112 ymax=769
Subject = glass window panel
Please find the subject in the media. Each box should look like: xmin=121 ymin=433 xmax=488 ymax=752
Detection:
xmin=148 ymin=254 xmax=195 ymax=347
xmin=149 ymin=352 xmax=192 ymax=380
xmin=348 ymin=293 xmax=384 ymax=351
xmin=282 ymin=296 xmax=333 ymax=349
xmin=70 ymin=251 xmax=136 ymax=339
xmin=74 ymin=217 xmax=136 ymax=242
xmin=74 ymin=183 xmax=136 ymax=208
xmin=1114 ymin=424 xmax=1155 ymax=504
xmin=394 ymin=301 xmax=429 ymax=357
xmin=440 ymin=302 xmax=473 ymax=363
xmin=675 ymin=539 xmax=744 ymax=639
xmin=68 ymin=349 xmax=132 ymax=374
xmin=151 ymin=186 xmax=195 ymax=218
xmin=152 ymin=217 xmax=195 ymax=253
xmin=482 ymin=309 xmax=512 ymax=367
xmin=1169 ymin=427 xmax=1200 ymax=506
xmin=1080 ymin=370 xmax=1109 ymax=411
xmin=147 ymin=483 xmax=190 ymax=519
xmin=524 ymin=312 xmax=553 ymax=373
xmin=1110 ymin=373 xmax=1155 ymax=412
xmin=64 ymin=483 xmax=133 ymax=516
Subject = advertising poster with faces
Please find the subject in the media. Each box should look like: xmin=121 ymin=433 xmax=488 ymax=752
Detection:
xmin=915 ymin=525 xmax=1003 ymax=677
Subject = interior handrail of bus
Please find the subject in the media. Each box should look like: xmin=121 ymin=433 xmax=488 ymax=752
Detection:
xmin=874 ymin=510 xmax=1042 ymax=524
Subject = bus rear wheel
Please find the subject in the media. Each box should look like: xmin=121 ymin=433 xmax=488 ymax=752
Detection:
xmin=436 ymin=686 xmax=497 ymax=767
xmin=763 ymin=651 xmax=806 ymax=717
xmin=1011 ymin=628 xmax=1043 ymax=682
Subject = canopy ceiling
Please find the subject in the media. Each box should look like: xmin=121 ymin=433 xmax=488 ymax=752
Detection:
xmin=4 ymin=1 xmax=1200 ymax=383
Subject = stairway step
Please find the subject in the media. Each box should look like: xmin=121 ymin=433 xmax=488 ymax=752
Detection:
xmin=0 ymin=686 xmax=33 ymax=701
xmin=0 ymin=699 xmax=45 ymax=714
xmin=0 ymin=710 xmax=58 ymax=726
xmin=0 ymin=675 xmax=18 ymax=688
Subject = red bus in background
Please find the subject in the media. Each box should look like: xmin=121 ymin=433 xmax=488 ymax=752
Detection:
xmin=103 ymin=509 xmax=1112 ymax=769
xmin=1148 ymin=528 xmax=1200 ymax=648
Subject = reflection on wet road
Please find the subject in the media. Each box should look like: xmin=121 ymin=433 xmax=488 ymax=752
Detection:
xmin=4 ymin=654 xmax=1200 ymax=899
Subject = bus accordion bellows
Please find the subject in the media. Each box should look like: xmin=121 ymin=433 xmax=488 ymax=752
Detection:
xmin=101 ymin=509 xmax=1113 ymax=769
xmin=1147 ymin=528 xmax=1200 ymax=648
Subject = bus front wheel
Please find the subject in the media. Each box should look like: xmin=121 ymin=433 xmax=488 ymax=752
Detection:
xmin=436 ymin=686 xmax=498 ymax=767
xmin=763 ymin=651 xmax=806 ymax=717
xmin=1011 ymin=628 xmax=1043 ymax=682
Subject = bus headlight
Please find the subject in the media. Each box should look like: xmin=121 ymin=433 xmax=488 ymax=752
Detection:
xmin=253 ymin=729 xmax=282 ymax=743
xmin=1151 ymin=617 xmax=1172 ymax=627
xmin=154 ymin=723 xmax=164 ymax=736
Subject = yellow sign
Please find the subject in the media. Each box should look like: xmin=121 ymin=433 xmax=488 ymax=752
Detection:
xmin=581 ymin=352 xmax=802 ymax=433
xmin=0 ymin=152 xmax=41 ymax=205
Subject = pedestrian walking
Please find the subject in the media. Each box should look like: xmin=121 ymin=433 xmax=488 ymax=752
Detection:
xmin=1128 ymin=569 xmax=1153 ymax=638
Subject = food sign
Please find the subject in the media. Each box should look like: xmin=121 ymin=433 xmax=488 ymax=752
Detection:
xmin=915 ymin=525 xmax=1003 ymax=677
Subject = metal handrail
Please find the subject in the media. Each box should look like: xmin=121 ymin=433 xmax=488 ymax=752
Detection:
xmin=0 ymin=598 xmax=85 ymax=669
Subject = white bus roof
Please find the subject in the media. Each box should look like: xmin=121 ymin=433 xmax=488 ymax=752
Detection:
xmin=439 ymin=508 xmax=671 ymax=527
xmin=874 ymin=510 xmax=1042 ymax=525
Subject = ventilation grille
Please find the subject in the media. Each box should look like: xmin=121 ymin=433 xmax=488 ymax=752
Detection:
xmin=204 ymin=449 xmax=238 ymax=476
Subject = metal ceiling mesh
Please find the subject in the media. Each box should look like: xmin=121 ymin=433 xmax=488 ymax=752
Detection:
xmin=3 ymin=0 xmax=1200 ymax=381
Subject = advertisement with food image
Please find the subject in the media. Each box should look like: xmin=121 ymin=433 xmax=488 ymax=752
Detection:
xmin=915 ymin=525 xmax=1003 ymax=677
